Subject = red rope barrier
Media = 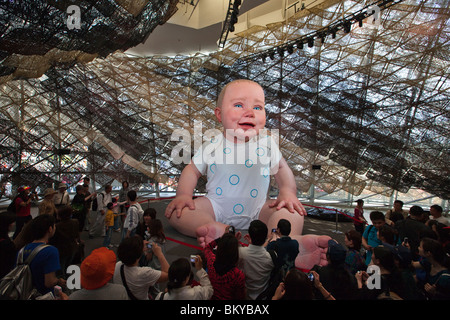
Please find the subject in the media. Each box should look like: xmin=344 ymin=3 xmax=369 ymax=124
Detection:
xmin=165 ymin=236 xmax=203 ymax=251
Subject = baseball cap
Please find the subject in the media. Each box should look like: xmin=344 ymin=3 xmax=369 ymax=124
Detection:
xmin=80 ymin=247 xmax=117 ymax=290
xmin=327 ymin=239 xmax=347 ymax=264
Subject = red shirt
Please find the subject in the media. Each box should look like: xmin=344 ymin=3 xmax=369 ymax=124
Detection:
xmin=204 ymin=240 xmax=246 ymax=300
xmin=354 ymin=207 xmax=364 ymax=225
xmin=15 ymin=197 xmax=31 ymax=217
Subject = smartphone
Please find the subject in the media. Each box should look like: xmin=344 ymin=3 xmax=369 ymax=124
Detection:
xmin=307 ymin=273 xmax=314 ymax=281
xmin=190 ymin=255 xmax=197 ymax=266
xmin=272 ymin=228 xmax=277 ymax=233
xmin=54 ymin=285 xmax=62 ymax=298
xmin=147 ymin=242 xmax=152 ymax=249
xmin=403 ymin=237 xmax=409 ymax=245
xmin=228 ymin=226 xmax=235 ymax=235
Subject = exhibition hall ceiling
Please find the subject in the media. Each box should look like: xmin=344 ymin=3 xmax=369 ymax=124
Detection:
xmin=0 ymin=0 xmax=449 ymax=200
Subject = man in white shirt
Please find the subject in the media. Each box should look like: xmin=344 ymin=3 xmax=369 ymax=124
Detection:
xmin=54 ymin=182 xmax=70 ymax=208
xmin=89 ymin=184 xmax=112 ymax=238
xmin=113 ymin=234 xmax=169 ymax=300
xmin=238 ymin=220 xmax=274 ymax=300
xmin=429 ymin=204 xmax=449 ymax=226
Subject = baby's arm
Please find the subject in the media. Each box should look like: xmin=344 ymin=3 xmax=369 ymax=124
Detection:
xmin=164 ymin=162 xmax=202 ymax=219
xmin=270 ymin=158 xmax=306 ymax=216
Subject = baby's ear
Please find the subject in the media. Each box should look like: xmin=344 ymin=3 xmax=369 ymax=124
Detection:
xmin=214 ymin=107 xmax=222 ymax=122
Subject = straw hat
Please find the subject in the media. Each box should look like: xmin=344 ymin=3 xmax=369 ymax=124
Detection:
xmin=58 ymin=182 xmax=67 ymax=189
xmin=43 ymin=188 xmax=57 ymax=197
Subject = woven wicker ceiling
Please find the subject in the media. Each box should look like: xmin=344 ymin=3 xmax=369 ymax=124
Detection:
xmin=0 ymin=0 xmax=449 ymax=200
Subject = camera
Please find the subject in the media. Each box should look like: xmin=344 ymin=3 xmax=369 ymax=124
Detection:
xmin=190 ymin=255 xmax=197 ymax=266
xmin=403 ymin=237 xmax=409 ymax=245
xmin=227 ymin=226 xmax=235 ymax=235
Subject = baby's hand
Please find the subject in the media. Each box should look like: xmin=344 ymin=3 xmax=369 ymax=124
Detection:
xmin=164 ymin=195 xmax=196 ymax=219
xmin=269 ymin=191 xmax=306 ymax=216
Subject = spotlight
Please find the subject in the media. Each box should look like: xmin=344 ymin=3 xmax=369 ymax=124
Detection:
xmin=343 ymin=21 xmax=351 ymax=33
xmin=277 ymin=47 xmax=285 ymax=57
xmin=319 ymin=33 xmax=325 ymax=44
xmin=269 ymin=50 xmax=275 ymax=60
xmin=307 ymin=37 xmax=314 ymax=48
xmin=331 ymin=28 xmax=337 ymax=39
xmin=230 ymin=14 xmax=238 ymax=25
xmin=296 ymin=40 xmax=303 ymax=50
xmin=287 ymin=44 xmax=294 ymax=54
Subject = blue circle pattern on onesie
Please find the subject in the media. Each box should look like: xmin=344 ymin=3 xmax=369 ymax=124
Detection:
xmin=226 ymin=144 xmax=270 ymax=216
xmin=193 ymin=134 xmax=280 ymax=229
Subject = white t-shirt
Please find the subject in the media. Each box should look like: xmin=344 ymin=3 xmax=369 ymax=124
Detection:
xmin=192 ymin=132 xmax=282 ymax=229
xmin=238 ymin=244 xmax=274 ymax=300
xmin=113 ymin=261 xmax=161 ymax=300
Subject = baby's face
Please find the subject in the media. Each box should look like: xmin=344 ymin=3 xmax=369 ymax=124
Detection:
xmin=215 ymin=81 xmax=266 ymax=141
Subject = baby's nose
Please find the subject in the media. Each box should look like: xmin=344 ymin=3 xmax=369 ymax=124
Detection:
xmin=243 ymin=108 xmax=255 ymax=117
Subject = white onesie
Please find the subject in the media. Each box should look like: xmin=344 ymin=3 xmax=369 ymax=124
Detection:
xmin=192 ymin=132 xmax=282 ymax=230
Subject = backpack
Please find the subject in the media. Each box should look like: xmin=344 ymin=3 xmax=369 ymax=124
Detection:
xmin=92 ymin=192 xmax=103 ymax=211
xmin=7 ymin=196 xmax=18 ymax=214
xmin=0 ymin=244 xmax=49 ymax=300
xmin=256 ymin=250 xmax=284 ymax=300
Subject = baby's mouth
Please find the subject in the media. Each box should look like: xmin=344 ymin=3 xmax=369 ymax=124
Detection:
xmin=238 ymin=122 xmax=255 ymax=130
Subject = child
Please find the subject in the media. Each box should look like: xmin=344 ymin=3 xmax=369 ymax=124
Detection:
xmin=344 ymin=229 xmax=365 ymax=275
xmin=155 ymin=256 xmax=213 ymax=300
xmin=146 ymin=219 xmax=167 ymax=297
xmin=122 ymin=190 xmax=140 ymax=241
xmin=145 ymin=219 xmax=166 ymax=269
xmin=353 ymin=199 xmax=367 ymax=234
xmin=112 ymin=197 xmax=127 ymax=232
xmin=362 ymin=211 xmax=386 ymax=265
xmin=103 ymin=202 xmax=115 ymax=248
xmin=165 ymin=79 xmax=329 ymax=269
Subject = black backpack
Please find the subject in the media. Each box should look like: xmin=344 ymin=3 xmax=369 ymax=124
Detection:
xmin=256 ymin=250 xmax=284 ymax=300
xmin=7 ymin=196 xmax=18 ymax=214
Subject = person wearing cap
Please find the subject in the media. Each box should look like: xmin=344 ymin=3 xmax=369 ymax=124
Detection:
xmin=12 ymin=186 xmax=36 ymax=239
xmin=38 ymin=188 xmax=58 ymax=217
xmin=54 ymin=182 xmax=70 ymax=208
xmin=310 ymin=239 xmax=358 ymax=300
xmin=69 ymin=247 xmax=129 ymax=300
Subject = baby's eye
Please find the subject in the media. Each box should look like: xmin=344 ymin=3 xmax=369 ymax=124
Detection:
xmin=254 ymin=106 xmax=263 ymax=110
xmin=234 ymin=103 xmax=243 ymax=108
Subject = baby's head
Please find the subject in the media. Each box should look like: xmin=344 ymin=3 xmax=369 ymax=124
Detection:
xmin=215 ymin=79 xmax=266 ymax=142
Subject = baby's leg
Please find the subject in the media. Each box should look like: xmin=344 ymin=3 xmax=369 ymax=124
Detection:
xmin=258 ymin=200 xmax=304 ymax=236
xmin=166 ymin=196 xmax=228 ymax=247
xmin=259 ymin=200 xmax=329 ymax=269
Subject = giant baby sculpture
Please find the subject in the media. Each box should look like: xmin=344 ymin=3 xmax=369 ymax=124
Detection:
xmin=165 ymin=79 xmax=330 ymax=270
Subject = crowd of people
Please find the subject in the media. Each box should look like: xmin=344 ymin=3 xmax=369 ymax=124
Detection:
xmin=0 ymin=179 xmax=449 ymax=301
